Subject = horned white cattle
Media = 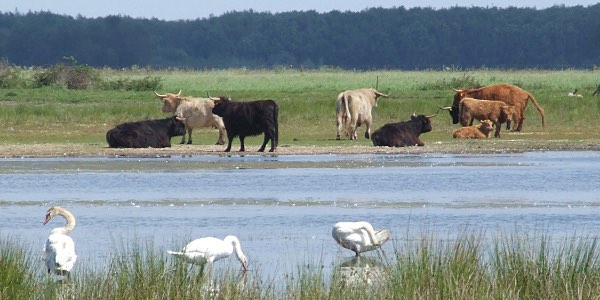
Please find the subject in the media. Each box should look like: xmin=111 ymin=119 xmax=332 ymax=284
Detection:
xmin=155 ymin=91 xmax=226 ymax=145
xmin=335 ymin=88 xmax=389 ymax=140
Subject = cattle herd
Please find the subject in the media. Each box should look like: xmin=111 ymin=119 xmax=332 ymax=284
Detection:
xmin=105 ymin=83 xmax=546 ymax=150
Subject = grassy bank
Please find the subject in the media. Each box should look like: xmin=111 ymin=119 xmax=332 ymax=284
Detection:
xmin=0 ymin=68 xmax=598 ymax=149
xmin=3 ymin=232 xmax=600 ymax=299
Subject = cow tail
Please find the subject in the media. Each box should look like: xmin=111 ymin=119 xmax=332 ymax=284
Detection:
xmin=528 ymin=94 xmax=546 ymax=130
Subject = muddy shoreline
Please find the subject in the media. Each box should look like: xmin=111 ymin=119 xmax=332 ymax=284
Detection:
xmin=1 ymin=138 xmax=599 ymax=158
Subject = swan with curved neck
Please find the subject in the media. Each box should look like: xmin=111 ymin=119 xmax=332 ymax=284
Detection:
xmin=332 ymin=221 xmax=390 ymax=256
xmin=168 ymin=235 xmax=248 ymax=271
xmin=43 ymin=206 xmax=77 ymax=277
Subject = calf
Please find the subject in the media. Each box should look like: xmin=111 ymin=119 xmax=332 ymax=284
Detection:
xmin=459 ymin=98 xmax=514 ymax=138
xmin=371 ymin=114 xmax=433 ymax=147
xmin=106 ymin=116 xmax=185 ymax=148
xmin=155 ymin=91 xmax=226 ymax=145
xmin=211 ymin=96 xmax=279 ymax=152
xmin=452 ymin=120 xmax=494 ymax=139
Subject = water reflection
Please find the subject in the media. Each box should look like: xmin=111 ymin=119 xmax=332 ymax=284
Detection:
xmin=336 ymin=255 xmax=386 ymax=288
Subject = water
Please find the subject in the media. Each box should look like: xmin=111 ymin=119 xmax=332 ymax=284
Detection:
xmin=1 ymin=151 xmax=599 ymax=281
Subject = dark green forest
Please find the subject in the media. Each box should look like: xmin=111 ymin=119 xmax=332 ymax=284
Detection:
xmin=0 ymin=5 xmax=599 ymax=69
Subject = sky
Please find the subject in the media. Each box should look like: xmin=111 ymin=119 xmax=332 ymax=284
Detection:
xmin=0 ymin=0 xmax=597 ymax=21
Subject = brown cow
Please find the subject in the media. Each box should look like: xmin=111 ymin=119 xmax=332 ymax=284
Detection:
xmin=336 ymin=88 xmax=389 ymax=140
xmin=155 ymin=91 xmax=226 ymax=145
xmin=459 ymin=98 xmax=514 ymax=138
xmin=452 ymin=120 xmax=494 ymax=139
xmin=448 ymin=84 xmax=545 ymax=132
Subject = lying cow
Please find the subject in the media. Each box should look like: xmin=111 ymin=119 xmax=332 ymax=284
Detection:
xmin=155 ymin=91 xmax=226 ymax=145
xmin=336 ymin=88 xmax=389 ymax=140
xmin=106 ymin=116 xmax=185 ymax=148
xmin=459 ymin=98 xmax=515 ymax=138
xmin=211 ymin=96 xmax=279 ymax=152
xmin=371 ymin=114 xmax=433 ymax=147
xmin=452 ymin=120 xmax=494 ymax=139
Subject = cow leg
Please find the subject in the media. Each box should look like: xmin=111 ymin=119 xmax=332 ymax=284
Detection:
xmin=239 ymin=136 xmax=246 ymax=152
xmin=494 ymin=122 xmax=502 ymax=138
xmin=180 ymin=128 xmax=186 ymax=144
xmin=336 ymin=115 xmax=343 ymax=140
xmin=186 ymin=128 xmax=193 ymax=144
xmin=515 ymin=111 xmax=525 ymax=132
xmin=224 ymin=136 xmax=234 ymax=152
xmin=505 ymin=120 xmax=511 ymax=130
xmin=364 ymin=122 xmax=371 ymax=139
xmin=258 ymin=133 xmax=269 ymax=152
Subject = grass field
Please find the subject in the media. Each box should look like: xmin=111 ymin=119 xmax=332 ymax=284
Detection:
xmin=0 ymin=68 xmax=598 ymax=149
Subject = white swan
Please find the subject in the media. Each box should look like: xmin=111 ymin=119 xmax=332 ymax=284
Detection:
xmin=42 ymin=206 xmax=77 ymax=277
xmin=332 ymin=221 xmax=390 ymax=256
xmin=168 ymin=235 xmax=248 ymax=271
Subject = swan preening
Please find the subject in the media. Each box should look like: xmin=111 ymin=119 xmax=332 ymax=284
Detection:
xmin=168 ymin=235 xmax=248 ymax=272
xmin=332 ymin=221 xmax=390 ymax=256
xmin=42 ymin=206 xmax=77 ymax=277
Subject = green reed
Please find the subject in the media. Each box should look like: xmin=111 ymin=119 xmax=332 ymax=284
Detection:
xmin=4 ymin=231 xmax=600 ymax=299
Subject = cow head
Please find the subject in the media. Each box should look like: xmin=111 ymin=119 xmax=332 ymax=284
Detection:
xmin=478 ymin=120 xmax=494 ymax=137
xmin=448 ymin=88 xmax=470 ymax=124
xmin=411 ymin=114 xmax=433 ymax=134
xmin=154 ymin=90 xmax=182 ymax=113
xmin=371 ymin=89 xmax=389 ymax=107
xmin=211 ymin=96 xmax=232 ymax=117
xmin=168 ymin=116 xmax=187 ymax=137
xmin=500 ymin=105 xmax=515 ymax=123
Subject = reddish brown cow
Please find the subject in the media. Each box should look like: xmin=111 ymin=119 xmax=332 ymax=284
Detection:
xmin=448 ymin=84 xmax=545 ymax=132
xmin=459 ymin=98 xmax=514 ymax=138
xmin=452 ymin=120 xmax=494 ymax=139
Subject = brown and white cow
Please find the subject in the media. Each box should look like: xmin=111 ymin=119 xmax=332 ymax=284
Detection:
xmin=458 ymin=98 xmax=515 ymax=138
xmin=336 ymin=88 xmax=389 ymax=140
xmin=155 ymin=91 xmax=226 ymax=145
xmin=452 ymin=120 xmax=494 ymax=139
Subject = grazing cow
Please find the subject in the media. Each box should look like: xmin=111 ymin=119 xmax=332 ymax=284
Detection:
xmin=211 ymin=96 xmax=279 ymax=152
xmin=106 ymin=116 xmax=186 ymax=148
xmin=452 ymin=120 xmax=494 ymax=139
xmin=458 ymin=98 xmax=515 ymax=138
xmin=445 ymin=84 xmax=545 ymax=132
xmin=371 ymin=114 xmax=433 ymax=147
xmin=154 ymin=91 xmax=226 ymax=145
xmin=336 ymin=88 xmax=389 ymax=140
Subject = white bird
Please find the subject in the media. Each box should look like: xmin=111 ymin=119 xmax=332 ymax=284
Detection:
xmin=567 ymin=89 xmax=583 ymax=98
xmin=332 ymin=221 xmax=390 ymax=256
xmin=42 ymin=206 xmax=77 ymax=277
xmin=168 ymin=236 xmax=248 ymax=271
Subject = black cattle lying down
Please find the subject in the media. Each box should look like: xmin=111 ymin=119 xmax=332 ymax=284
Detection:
xmin=371 ymin=114 xmax=433 ymax=147
xmin=211 ymin=96 xmax=279 ymax=152
xmin=106 ymin=116 xmax=186 ymax=148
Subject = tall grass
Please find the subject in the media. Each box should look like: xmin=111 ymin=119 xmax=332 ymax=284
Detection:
xmin=0 ymin=68 xmax=599 ymax=145
xmin=4 ymin=232 xmax=600 ymax=299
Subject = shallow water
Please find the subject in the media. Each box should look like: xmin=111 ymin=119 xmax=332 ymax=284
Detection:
xmin=1 ymin=151 xmax=599 ymax=280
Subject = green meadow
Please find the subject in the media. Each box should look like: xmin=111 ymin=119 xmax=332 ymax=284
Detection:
xmin=0 ymin=68 xmax=598 ymax=147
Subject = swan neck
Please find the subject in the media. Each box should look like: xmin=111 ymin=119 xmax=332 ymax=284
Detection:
xmin=226 ymin=236 xmax=246 ymax=262
xmin=361 ymin=223 xmax=378 ymax=244
xmin=58 ymin=208 xmax=76 ymax=233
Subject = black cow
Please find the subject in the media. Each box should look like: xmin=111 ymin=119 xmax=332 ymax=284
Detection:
xmin=371 ymin=114 xmax=433 ymax=147
xmin=106 ymin=116 xmax=186 ymax=148
xmin=211 ymin=96 xmax=279 ymax=152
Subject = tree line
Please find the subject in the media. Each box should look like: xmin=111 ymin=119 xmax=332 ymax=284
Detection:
xmin=0 ymin=5 xmax=598 ymax=69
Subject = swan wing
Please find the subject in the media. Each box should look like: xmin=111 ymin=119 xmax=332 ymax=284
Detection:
xmin=44 ymin=233 xmax=77 ymax=273
xmin=175 ymin=237 xmax=232 ymax=263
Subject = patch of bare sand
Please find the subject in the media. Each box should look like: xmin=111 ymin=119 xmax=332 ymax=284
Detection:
xmin=1 ymin=139 xmax=599 ymax=158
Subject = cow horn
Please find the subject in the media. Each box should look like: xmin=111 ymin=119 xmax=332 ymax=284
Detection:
xmin=375 ymin=90 xmax=390 ymax=97
xmin=452 ymin=88 xmax=462 ymax=92
xmin=438 ymin=106 xmax=453 ymax=111
xmin=176 ymin=90 xmax=182 ymax=96
xmin=206 ymin=92 xmax=220 ymax=101
xmin=154 ymin=91 xmax=166 ymax=97
xmin=176 ymin=116 xmax=186 ymax=121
